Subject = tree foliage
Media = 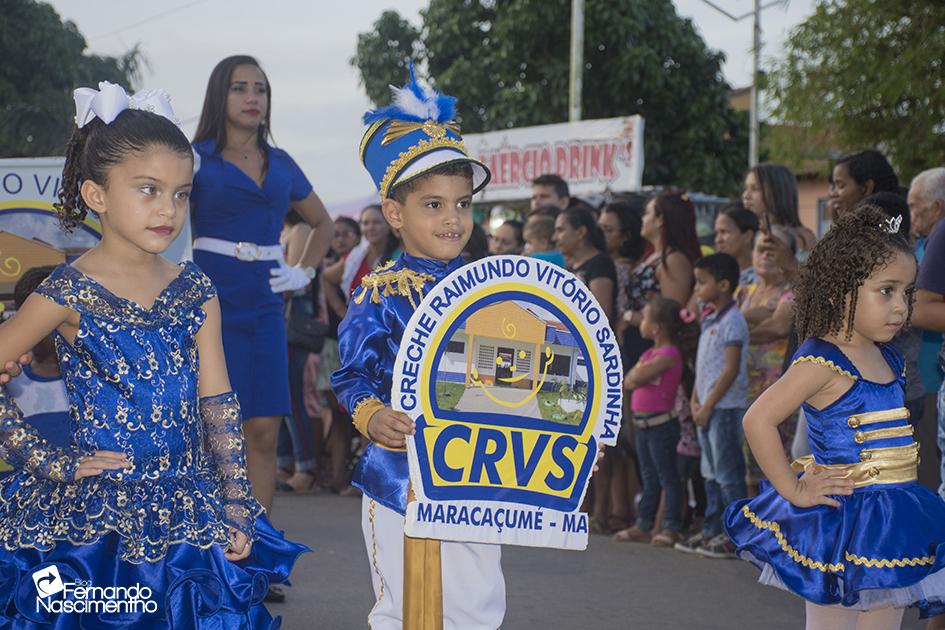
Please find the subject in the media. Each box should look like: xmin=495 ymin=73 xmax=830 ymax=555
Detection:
xmin=351 ymin=0 xmax=748 ymax=195
xmin=770 ymin=0 xmax=945 ymax=181
xmin=0 ymin=0 xmax=143 ymax=157
xmin=351 ymin=11 xmax=420 ymax=108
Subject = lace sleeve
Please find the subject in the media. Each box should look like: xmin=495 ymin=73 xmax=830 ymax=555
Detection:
xmin=200 ymin=391 xmax=263 ymax=539
xmin=0 ymin=385 xmax=80 ymax=482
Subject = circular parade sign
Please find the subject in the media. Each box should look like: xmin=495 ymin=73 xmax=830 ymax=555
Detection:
xmin=392 ymin=255 xmax=623 ymax=550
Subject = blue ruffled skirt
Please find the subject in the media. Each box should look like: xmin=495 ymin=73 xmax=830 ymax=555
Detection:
xmin=724 ymin=480 xmax=945 ymax=617
xmin=0 ymin=515 xmax=308 ymax=628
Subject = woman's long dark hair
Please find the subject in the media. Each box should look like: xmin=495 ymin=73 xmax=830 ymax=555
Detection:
xmin=193 ymin=55 xmax=273 ymax=154
xmin=652 ymin=191 xmax=701 ymax=264
xmin=748 ymin=163 xmax=800 ymax=227
xmin=834 ymin=150 xmax=899 ymax=195
xmin=601 ymin=201 xmax=646 ymax=262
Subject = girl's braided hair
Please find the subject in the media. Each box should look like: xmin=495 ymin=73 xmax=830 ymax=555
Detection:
xmin=794 ymin=204 xmax=914 ymax=341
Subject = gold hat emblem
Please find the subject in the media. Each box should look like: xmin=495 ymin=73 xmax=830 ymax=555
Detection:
xmin=382 ymin=120 xmax=461 ymax=145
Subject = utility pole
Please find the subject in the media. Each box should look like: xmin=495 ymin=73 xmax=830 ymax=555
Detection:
xmin=698 ymin=0 xmax=786 ymax=167
xmin=750 ymin=0 xmax=761 ymax=167
xmin=569 ymin=0 xmax=584 ymax=122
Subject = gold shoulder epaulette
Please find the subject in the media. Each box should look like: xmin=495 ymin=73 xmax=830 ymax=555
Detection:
xmin=353 ymin=263 xmax=435 ymax=309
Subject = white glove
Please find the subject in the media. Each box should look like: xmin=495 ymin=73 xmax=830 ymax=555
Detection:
xmin=269 ymin=263 xmax=311 ymax=293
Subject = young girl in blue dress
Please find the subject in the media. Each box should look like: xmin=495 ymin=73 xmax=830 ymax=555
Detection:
xmin=0 ymin=82 xmax=307 ymax=628
xmin=725 ymin=205 xmax=945 ymax=629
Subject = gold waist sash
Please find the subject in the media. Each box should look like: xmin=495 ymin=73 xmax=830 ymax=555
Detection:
xmin=790 ymin=443 xmax=919 ymax=488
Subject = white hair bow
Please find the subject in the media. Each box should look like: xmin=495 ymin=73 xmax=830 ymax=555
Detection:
xmin=73 ymin=81 xmax=180 ymax=129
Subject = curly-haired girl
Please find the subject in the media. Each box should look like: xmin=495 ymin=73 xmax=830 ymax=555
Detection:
xmin=724 ymin=205 xmax=945 ymax=628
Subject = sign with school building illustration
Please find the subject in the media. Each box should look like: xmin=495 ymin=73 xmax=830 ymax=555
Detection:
xmin=392 ymin=256 xmax=623 ymax=550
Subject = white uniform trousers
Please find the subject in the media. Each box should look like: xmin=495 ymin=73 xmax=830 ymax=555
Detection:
xmin=361 ymin=496 xmax=506 ymax=630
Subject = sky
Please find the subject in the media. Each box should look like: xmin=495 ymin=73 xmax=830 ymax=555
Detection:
xmin=45 ymin=0 xmax=816 ymax=210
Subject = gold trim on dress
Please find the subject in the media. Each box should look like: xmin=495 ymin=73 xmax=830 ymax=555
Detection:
xmin=740 ymin=505 xmax=936 ymax=572
xmin=858 ymin=443 xmax=919 ymax=462
xmin=847 ymin=407 xmax=909 ymax=428
xmin=853 ymin=425 xmax=914 ymax=444
xmin=791 ymin=444 xmax=918 ymax=487
xmin=845 ymin=550 xmax=935 ymax=568
xmin=740 ymin=506 xmax=844 ymax=573
xmin=792 ymin=355 xmax=857 ymax=380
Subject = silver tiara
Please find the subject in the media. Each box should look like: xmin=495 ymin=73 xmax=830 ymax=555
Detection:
xmin=885 ymin=214 xmax=902 ymax=234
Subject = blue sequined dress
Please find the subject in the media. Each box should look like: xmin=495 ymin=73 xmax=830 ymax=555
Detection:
xmin=0 ymin=262 xmax=309 ymax=628
xmin=724 ymin=339 xmax=945 ymax=616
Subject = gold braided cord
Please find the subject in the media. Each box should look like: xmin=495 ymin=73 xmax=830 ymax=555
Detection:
xmin=367 ymin=499 xmax=385 ymax=628
xmin=792 ymin=355 xmax=858 ymax=380
xmin=740 ymin=506 xmax=845 ymax=573
xmin=379 ymin=137 xmax=470 ymax=199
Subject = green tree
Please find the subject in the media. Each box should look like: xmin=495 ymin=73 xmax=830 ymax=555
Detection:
xmin=351 ymin=0 xmax=748 ymax=194
xmin=770 ymin=1 xmax=945 ymax=181
xmin=351 ymin=11 xmax=420 ymax=107
xmin=0 ymin=0 xmax=142 ymax=157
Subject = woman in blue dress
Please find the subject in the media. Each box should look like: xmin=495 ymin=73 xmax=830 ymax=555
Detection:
xmin=191 ymin=56 xmax=333 ymax=529
xmin=0 ymin=82 xmax=307 ymax=628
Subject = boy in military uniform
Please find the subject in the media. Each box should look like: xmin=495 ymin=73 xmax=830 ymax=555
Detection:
xmin=331 ymin=65 xmax=505 ymax=630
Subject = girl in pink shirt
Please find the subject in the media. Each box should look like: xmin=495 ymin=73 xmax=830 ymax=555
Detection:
xmin=615 ymin=296 xmax=697 ymax=547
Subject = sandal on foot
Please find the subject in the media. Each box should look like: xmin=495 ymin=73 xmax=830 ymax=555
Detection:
xmin=283 ymin=472 xmax=319 ymax=494
xmin=651 ymin=529 xmax=681 ymax=547
xmin=613 ymin=526 xmax=651 ymax=543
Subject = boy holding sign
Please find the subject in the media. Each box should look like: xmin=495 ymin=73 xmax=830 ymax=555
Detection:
xmin=330 ymin=64 xmax=504 ymax=629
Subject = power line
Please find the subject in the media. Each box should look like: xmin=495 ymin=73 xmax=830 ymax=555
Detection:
xmin=89 ymin=0 xmax=210 ymax=41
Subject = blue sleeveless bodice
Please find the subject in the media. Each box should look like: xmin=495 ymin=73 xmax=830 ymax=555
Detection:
xmin=725 ymin=338 xmax=945 ymax=616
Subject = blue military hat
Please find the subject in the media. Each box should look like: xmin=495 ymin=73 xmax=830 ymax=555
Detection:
xmin=360 ymin=62 xmax=490 ymax=200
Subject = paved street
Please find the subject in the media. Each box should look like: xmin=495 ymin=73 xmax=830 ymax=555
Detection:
xmin=268 ymin=493 xmax=927 ymax=629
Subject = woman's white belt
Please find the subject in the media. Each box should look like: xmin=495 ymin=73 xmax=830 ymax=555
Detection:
xmin=192 ymin=237 xmax=284 ymax=262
